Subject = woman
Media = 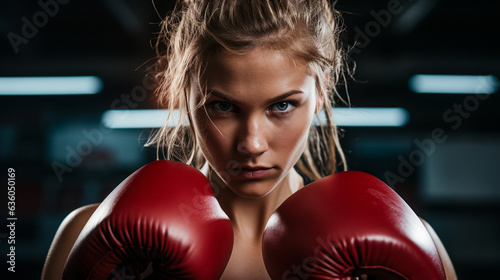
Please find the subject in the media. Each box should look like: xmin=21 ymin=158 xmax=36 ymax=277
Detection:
xmin=42 ymin=1 xmax=457 ymax=279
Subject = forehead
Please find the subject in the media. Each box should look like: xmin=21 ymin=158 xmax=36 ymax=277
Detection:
xmin=202 ymin=48 xmax=313 ymax=95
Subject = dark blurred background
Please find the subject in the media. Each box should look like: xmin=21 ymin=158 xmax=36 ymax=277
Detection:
xmin=1 ymin=0 xmax=499 ymax=279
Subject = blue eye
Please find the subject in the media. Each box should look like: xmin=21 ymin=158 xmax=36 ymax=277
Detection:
xmin=213 ymin=101 xmax=234 ymax=112
xmin=272 ymin=101 xmax=293 ymax=112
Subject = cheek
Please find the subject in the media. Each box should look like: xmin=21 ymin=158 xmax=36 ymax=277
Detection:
xmin=274 ymin=108 xmax=315 ymax=159
xmin=204 ymin=123 xmax=232 ymax=155
xmin=191 ymin=110 xmax=233 ymax=163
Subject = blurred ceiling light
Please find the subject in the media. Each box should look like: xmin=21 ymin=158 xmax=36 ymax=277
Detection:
xmin=101 ymin=109 xmax=185 ymax=129
xmin=102 ymin=108 xmax=410 ymax=129
xmin=409 ymin=74 xmax=499 ymax=94
xmin=0 ymin=76 xmax=103 ymax=95
xmin=316 ymin=107 xmax=410 ymax=127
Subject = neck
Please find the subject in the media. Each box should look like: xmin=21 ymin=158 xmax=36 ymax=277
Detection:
xmin=204 ymin=165 xmax=303 ymax=241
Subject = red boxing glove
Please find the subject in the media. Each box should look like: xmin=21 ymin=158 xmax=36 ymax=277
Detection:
xmin=63 ymin=160 xmax=233 ymax=280
xmin=262 ymin=171 xmax=446 ymax=280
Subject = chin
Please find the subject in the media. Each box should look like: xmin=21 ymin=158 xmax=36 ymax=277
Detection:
xmin=229 ymin=181 xmax=276 ymax=199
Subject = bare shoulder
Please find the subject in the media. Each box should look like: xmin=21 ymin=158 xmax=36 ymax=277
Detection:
xmin=62 ymin=203 xmax=99 ymax=225
xmin=42 ymin=203 xmax=100 ymax=280
xmin=420 ymin=218 xmax=457 ymax=280
xmin=55 ymin=203 xmax=100 ymax=241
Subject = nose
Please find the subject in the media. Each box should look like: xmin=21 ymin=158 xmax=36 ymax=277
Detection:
xmin=236 ymin=114 xmax=269 ymax=158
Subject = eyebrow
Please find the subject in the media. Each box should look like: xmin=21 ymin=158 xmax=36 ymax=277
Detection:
xmin=207 ymin=89 xmax=304 ymax=105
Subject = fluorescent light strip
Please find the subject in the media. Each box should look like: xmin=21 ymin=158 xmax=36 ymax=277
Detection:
xmin=101 ymin=109 xmax=187 ymax=129
xmin=102 ymin=108 xmax=409 ymax=129
xmin=409 ymin=74 xmax=499 ymax=94
xmin=315 ymin=107 xmax=409 ymax=127
xmin=0 ymin=76 xmax=103 ymax=95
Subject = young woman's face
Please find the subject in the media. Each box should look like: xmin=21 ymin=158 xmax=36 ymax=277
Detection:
xmin=190 ymin=48 xmax=321 ymax=198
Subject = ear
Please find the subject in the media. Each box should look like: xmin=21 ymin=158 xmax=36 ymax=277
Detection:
xmin=315 ymin=72 xmax=328 ymax=113
xmin=315 ymin=92 xmax=325 ymax=114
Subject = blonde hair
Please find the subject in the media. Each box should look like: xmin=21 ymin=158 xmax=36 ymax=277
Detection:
xmin=148 ymin=0 xmax=348 ymax=179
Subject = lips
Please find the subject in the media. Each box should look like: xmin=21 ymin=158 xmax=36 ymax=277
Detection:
xmin=229 ymin=166 xmax=273 ymax=179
